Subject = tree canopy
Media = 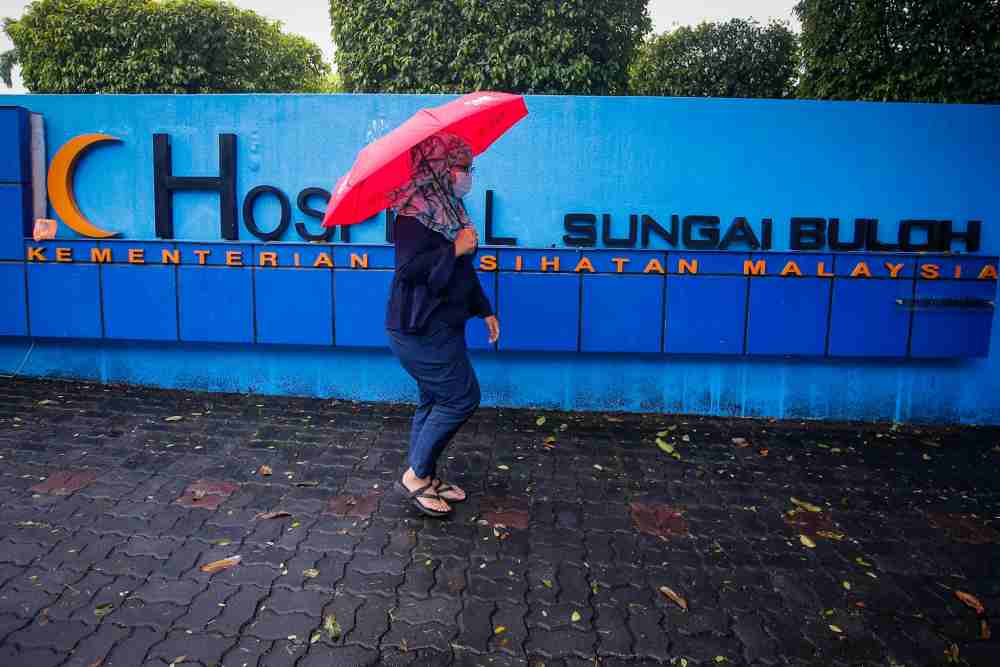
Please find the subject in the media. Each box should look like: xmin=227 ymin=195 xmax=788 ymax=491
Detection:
xmin=795 ymin=0 xmax=1000 ymax=103
xmin=328 ymin=0 xmax=652 ymax=95
xmin=629 ymin=18 xmax=798 ymax=99
xmin=2 ymin=0 xmax=330 ymax=93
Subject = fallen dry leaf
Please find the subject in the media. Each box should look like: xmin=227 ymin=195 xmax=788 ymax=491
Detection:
xmin=659 ymin=585 xmax=689 ymax=612
xmin=494 ymin=625 xmax=507 ymax=635
xmin=732 ymin=437 xmax=750 ymax=448
xmin=86 ymin=660 xmax=103 ymax=667
xmin=800 ymin=534 xmax=817 ymax=549
xmin=535 ymin=416 xmax=546 ymax=426
xmin=829 ymin=624 xmax=843 ymax=634
xmin=571 ymin=610 xmax=582 ymax=622
xmin=303 ymin=568 xmax=320 ymax=578
xmin=168 ymin=657 xmax=187 ymax=667
xmin=324 ymin=613 xmax=342 ymax=640
xmin=254 ymin=511 xmax=292 ymax=520
xmin=164 ymin=416 xmax=183 ymax=422
xmin=258 ymin=465 xmax=272 ymax=476
xmin=758 ymin=448 xmax=769 ymax=457
xmin=955 ymin=590 xmax=985 ymax=615
xmin=816 ymin=530 xmax=845 ymax=541
xmin=656 ymin=438 xmax=674 ymax=454
xmin=791 ymin=497 xmax=822 ymax=513
xmin=981 ymin=618 xmax=991 ymax=640
xmin=200 ymin=555 xmax=241 ymax=573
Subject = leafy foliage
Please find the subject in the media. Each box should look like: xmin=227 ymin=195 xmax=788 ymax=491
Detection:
xmin=795 ymin=0 xmax=1000 ymax=103
xmin=629 ymin=18 xmax=799 ymax=99
xmin=2 ymin=0 xmax=329 ymax=93
xmin=328 ymin=0 xmax=651 ymax=95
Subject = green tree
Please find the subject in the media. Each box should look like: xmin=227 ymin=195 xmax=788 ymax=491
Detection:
xmin=629 ymin=18 xmax=799 ymax=99
xmin=1 ymin=0 xmax=330 ymax=93
xmin=795 ymin=0 xmax=1000 ymax=103
xmin=328 ymin=0 xmax=652 ymax=95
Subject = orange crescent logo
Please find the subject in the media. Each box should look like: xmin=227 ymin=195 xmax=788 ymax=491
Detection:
xmin=47 ymin=133 xmax=122 ymax=238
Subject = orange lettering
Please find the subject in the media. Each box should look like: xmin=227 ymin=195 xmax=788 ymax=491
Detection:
xmin=780 ymin=261 xmax=802 ymax=277
xmin=978 ymin=265 xmax=998 ymax=280
xmin=919 ymin=263 xmax=940 ymax=279
xmin=743 ymin=260 xmax=766 ymax=276
xmin=850 ymin=261 xmax=872 ymax=278
xmin=479 ymin=255 xmax=497 ymax=272
xmin=643 ymin=258 xmax=665 ymax=274
xmin=611 ymin=257 xmax=629 ymax=273
xmin=128 ymin=248 xmax=145 ymax=264
xmin=678 ymin=259 xmax=699 ymax=274
xmin=259 ymin=252 xmax=278 ymax=267
xmin=884 ymin=262 xmax=904 ymax=278
xmin=816 ymin=261 xmax=833 ymax=277
xmin=350 ymin=253 xmax=368 ymax=269
xmin=225 ymin=251 xmax=243 ymax=267
xmin=313 ymin=252 xmax=333 ymax=268
xmin=90 ymin=247 xmax=112 ymax=263
xmin=56 ymin=247 xmax=72 ymax=263
xmin=26 ymin=247 xmax=46 ymax=262
xmin=514 ymin=255 xmax=523 ymax=271
xmin=193 ymin=250 xmax=211 ymax=265
xmin=161 ymin=249 xmax=180 ymax=265
xmin=540 ymin=256 xmax=560 ymax=272
xmin=953 ymin=265 xmax=962 ymax=279
xmin=573 ymin=257 xmax=595 ymax=273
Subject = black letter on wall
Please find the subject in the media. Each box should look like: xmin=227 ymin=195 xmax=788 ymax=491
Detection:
xmin=154 ymin=133 xmax=237 ymax=240
xmin=563 ymin=214 xmax=597 ymax=247
xmin=682 ymin=216 xmax=720 ymax=249
xmin=790 ymin=217 xmax=826 ymax=250
xmin=939 ymin=220 xmax=981 ymax=252
xmin=243 ymin=186 xmax=291 ymax=241
xmin=485 ymin=190 xmax=517 ymax=246
xmin=295 ymin=187 xmax=337 ymax=242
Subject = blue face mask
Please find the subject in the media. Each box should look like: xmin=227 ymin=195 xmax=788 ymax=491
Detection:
xmin=452 ymin=170 xmax=472 ymax=198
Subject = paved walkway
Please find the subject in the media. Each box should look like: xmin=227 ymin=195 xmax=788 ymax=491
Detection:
xmin=0 ymin=377 xmax=998 ymax=666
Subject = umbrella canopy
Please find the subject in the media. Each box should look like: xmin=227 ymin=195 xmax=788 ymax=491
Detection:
xmin=322 ymin=91 xmax=528 ymax=228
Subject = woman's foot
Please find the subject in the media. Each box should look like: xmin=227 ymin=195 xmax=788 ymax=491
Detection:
xmin=432 ymin=478 xmax=466 ymax=502
xmin=402 ymin=468 xmax=450 ymax=513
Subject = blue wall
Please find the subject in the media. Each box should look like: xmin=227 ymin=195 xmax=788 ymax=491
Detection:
xmin=1 ymin=94 xmax=1000 ymax=423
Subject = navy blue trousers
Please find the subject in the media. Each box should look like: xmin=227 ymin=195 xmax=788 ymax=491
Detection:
xmin=387 ymin=320 xmax=481 ymax=479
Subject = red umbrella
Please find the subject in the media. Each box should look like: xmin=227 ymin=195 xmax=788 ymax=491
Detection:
xmin=321 ymin=91 xmax=528 ymax=228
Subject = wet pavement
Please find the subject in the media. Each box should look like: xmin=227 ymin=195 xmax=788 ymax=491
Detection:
xmin=0 ymin=376 xmax=998 ymax=666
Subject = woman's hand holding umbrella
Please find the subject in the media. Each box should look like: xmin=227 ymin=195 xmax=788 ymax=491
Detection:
xmin=454 ymin=227 xmax=478 ymax=257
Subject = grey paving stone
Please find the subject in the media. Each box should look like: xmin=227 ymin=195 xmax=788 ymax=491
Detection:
xmin=3 ymin=377 xmax=1000 ymax=667
xmin=247 ymin=610 xmax=319 ymax=642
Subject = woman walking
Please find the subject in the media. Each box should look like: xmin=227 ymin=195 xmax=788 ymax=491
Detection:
xmin=387 ymin=132 xmax=500 ymax=517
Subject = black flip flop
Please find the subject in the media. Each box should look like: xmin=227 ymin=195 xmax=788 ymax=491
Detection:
xmin=433 ymin=478 xmax=467 ymax=503
xmin=396 ymin=480 xmax=451 ymax=517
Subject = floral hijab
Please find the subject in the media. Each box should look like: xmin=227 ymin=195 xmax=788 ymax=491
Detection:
xmin=388 ymin=132 xmax=473 ymax=241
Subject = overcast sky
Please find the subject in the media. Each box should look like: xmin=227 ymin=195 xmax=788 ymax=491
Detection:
xmin=0 ymin=0 xmax=798 ymax=94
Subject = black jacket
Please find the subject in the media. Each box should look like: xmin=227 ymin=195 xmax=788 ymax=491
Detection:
xmin=385 ymin=215 xmax=493 ymax=333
